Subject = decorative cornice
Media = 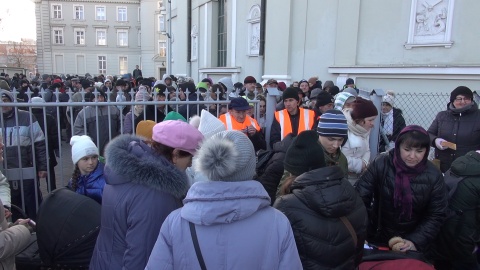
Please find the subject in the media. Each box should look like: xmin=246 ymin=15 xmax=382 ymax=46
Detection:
xmin=114 ymin=26 xmax=131 ymax=29
xmin=38 ymin=0 xmax=140 ymax=4
xmin=92 ymin=25 xmax=110 ymax=28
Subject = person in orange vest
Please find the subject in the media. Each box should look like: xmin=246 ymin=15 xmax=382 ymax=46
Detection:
xmin=270 ymin=87 xmax=316 ymax=148
xmin=219 ymin=97 xmax=266 ymax=151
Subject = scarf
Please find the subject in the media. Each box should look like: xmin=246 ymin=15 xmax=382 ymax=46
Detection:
xmin=344 ymin=109 xmax=370 ymax=138
xmin=448 ymin=101 xmax=475 ymax=115
xmin=392 ymin=125 xmax=429 ymax=220
xmin=381 ymin=109 xmax=394 ymax=135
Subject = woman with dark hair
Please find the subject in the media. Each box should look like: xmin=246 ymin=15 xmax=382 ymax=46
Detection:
xmin=90 ymin=120 xmax=204 ymax=270
xmin=356 ymin=125 xmax=448 ymax=253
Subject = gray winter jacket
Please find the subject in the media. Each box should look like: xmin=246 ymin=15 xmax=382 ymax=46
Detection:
xmin=145 ymin=180 xmax=302 ymax=270
xmin=90 ymin=135 xmax=189 ymax=270
xmin=73 ymin=104 xmax=120 ymax=154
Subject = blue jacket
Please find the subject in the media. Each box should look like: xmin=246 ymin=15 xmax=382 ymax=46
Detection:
xmin=145 ymin=180 xmax=302 ymax=270
xmin=68 ymin=162 xmax=106 ymax=204
xmin=90 ymin=135 xmax=188 ymax=270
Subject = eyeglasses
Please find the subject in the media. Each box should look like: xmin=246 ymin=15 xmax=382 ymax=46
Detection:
xmin=454 ymin=97 xmax=472 ymax=102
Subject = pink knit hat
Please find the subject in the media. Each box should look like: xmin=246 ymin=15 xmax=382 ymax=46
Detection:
xmin=152 ymin=120 xmax=204 ymax=155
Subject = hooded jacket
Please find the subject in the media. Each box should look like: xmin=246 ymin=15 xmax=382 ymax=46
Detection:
xmin=145 ymin=180 xmax=302 ymax=270
xmin=90 ymin=135 xmax=189 ymax=270
xmin=429 ymin=151 xmax=480 ymax=263
xmin=68 ymin=162 xmax=106 ymax=204
xmin=428 ymin=102 xmax=480 ymax=172
xmin=355 ymin=151 xmax=448 ymax=251
xmin=274 ymin=166 xmax=367 ymax=270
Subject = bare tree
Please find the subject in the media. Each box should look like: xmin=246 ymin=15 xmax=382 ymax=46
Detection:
xmin=7 ymin=41 xmax=36 ymax=69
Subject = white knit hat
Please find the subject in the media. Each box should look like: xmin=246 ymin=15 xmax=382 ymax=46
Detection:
xmin=198 ymin=110 xmax=226 ymax=139
xmin=382 ymin=90 xmax=395 ymax=107
xmin=70 ymin=135 xmax=99 ymax=164
xmin=195 ymin=130 xmax=255 ymax=182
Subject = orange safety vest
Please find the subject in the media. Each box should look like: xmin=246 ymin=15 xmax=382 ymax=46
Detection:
xmin=219 ymin=113 xmax=261 ymax=132
xmin=274 ymin=108 xmax=315 ymax=140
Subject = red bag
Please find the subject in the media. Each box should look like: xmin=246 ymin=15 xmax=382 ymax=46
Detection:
xmin=359 ymin=258 xmax=435 ymax=270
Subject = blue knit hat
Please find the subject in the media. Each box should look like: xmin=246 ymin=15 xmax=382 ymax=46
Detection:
xmin=317 ymin=110 xmax=348 ymax=144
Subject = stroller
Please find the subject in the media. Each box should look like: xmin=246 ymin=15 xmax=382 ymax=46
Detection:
xmin=15 ymin=188 xmax=101 ymax=269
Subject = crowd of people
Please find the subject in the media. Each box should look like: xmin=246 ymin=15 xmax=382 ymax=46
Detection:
xmin=0 ymin=70 xmax=479 ymax=269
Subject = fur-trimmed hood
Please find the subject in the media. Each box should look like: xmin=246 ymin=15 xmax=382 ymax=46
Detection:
xmin=104 ymin=134 xmax=188 ymax=198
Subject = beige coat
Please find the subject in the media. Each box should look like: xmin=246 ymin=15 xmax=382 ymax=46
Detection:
xmin=0 ymin=196 xmax=32 ymax=270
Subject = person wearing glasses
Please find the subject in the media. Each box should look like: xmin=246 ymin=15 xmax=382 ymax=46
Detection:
xmin=428 ymin=86 xmax=480 ymax=172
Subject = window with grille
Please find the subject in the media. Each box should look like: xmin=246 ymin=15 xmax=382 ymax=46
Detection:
xmin=117 ymin=7 xmax=127 ymax=22
xmin=158 ymin=15 xmax=166 ymax=33
xmin=96 ymin=6 xmax=106 ymax=20
xmin=52 ymin=4 xmax=62 ymax=19
xmin=74 ymin=28 xmax=85 ymax=45
xmin=74 ymin=5 xmax=84 ymax=20
xmin=119 ymin=56 xmax=128 ymax=74
xmin=96 ymin=29 xmax=107 ymax=45
xmin=53 ymin=27 xmax=64 ymax=44
xmin=158 ymin=41 xmax=166 ymax=57
xmin=98 ymin=56 xmax=107 ymax=74
xmin=217 ymin=0 xmax=227 ymax=67
xmin=117 ymin=30 xmax=128 ymax=46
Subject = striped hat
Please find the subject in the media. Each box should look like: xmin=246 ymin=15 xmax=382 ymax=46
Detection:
xmin=334 ymin=92 xmax=355 ymax=110
xmin=317 ymin=110 xmax=348 ymax=143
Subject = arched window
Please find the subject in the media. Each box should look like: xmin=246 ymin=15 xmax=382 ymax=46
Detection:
xmin=247 ymin=5 xmax=261 ymax=55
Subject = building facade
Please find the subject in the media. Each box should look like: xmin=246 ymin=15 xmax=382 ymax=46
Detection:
xmin=167 ymin=0 xmax=480 ymax=93
xmin=34 ymin=0 xmax=168 ymax=79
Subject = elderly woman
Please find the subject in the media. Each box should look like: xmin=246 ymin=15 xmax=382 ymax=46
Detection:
xmin=428 ymin=86 xmax=480 ymax=172
xmin=356 ymin=125 xmax=448 ymax=253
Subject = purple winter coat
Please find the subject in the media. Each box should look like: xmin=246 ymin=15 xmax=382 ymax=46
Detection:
xmin=145 ymin=180 xmax=302 ymax=270
xmin=89 ymin=135 xmax=189 ymax=270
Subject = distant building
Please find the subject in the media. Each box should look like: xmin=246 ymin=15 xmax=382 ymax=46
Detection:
xmin=34 ymin=0 xmax=168 ymax=79
xmin=0 ymin=39 xmax=36 ymax=73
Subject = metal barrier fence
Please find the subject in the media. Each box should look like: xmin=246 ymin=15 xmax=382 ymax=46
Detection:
xmin=0 ymin=87 xmax=262 ymax=217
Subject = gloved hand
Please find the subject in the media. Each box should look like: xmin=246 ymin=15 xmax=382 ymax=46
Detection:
xmin=435 ymin=138 xmax=448 ymax=150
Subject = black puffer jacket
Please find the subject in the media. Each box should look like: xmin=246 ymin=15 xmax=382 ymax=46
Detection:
xmin=255 ymin=135 xmax=294 ymax=205
xmin=355 ymin=151 xmax=448 ymax=251
xmin=428 ymin=102 xmax=480 ymax=172
xmin=274 ymin=166 xmax=367 ymax=270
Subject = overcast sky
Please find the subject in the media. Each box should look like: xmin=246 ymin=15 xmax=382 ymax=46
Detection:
xmin=0 ymin=0 xmax=36 ymax=42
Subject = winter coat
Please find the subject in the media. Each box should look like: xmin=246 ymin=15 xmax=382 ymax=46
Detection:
xmin=0 ymin=197 xmax=32 ymax=270
xmin=73 ymin=105 xmax=121 ymax=155
xmin=256 ymin=134 xmax=295 ymax=205
xmin=31 ymin=108 xmax=59 ymax=167
xmin=177 ymin=93 xmax=206 ymax=120
xmin=68 ymin=162 xmax=106 ymax=204
xmin=342 ymin=130 xmax=370 ymax=185
xmin=429 ymin=151 xmax=480 ymax=263
xmin=355 ymin=151 xmax=448 ymax=251
xmin=379 ymin=107 xmax=406 ymax=152
xmin=428 ymin=102 xmax=480 ymax=172
xmin=274 ymin=166 xmax=367 ymax=270
xmin=90 ymin=135 xmax=188 ymax=270
xmin=145 ymin=180 xmax=302 ymax=270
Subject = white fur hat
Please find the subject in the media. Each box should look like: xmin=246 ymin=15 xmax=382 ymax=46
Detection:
xmin=70 ymin=135 xmax=99 ymax=164
xmin=195 ymin=130 xmax=255 ymax=182
xmin=382 ymin=90 xmax=395 ymax=107
xmin=198 ymin=110 xmax=226 ymax=139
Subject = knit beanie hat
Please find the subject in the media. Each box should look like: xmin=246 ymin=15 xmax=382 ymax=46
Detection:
xmin=343 ymin=87 xmax=358 ymax=97
xmin=308 ymin=76 xmax=318 ymax=85
xmin=317 ymin=109 xmax=348 ymax=143
xmin=323 ymin=80 xmax=334 ymax=90
xmin=164 ymin=111 xmax=187 ymax=122
xmin=284 ymin=130 xmax=326 ymax=176
xmin=316 ymin=91 xmax=334 ymax=107
xmin=282 ymin=87 xmax=300 ymax=102
xmin=346 ymin=78 xmax=354 ymax=85
xmin=450 ymin=86 xmax=473 ymax=103
xmin=136 ymin=120 xmax=156 ymax=140
xmin=244 ymin=76 xmax=256 ymax=84
xmin=382 ymin=90 xmax=395 ymax=107
xmin=135 ymin=89 xmax=151 ymax=102
xmin=350 ymin=97 xmax=378 ymax=120
xmin=198 ymin=110 xmax=226 ymax=139
xmin=195 ymin=130 xmax=255 ymax=182
xmin=334 ymin=92 xmax=355 ymax=110
xmin=310 ymin=88 xmax=323 ymax=99
xmin=70 ymin=135 xmax=99 ymax=164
